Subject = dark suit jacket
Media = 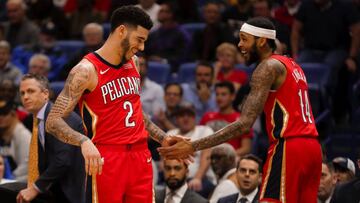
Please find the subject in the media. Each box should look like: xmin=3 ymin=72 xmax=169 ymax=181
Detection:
xmin=155 ymin=187 xmax=208 ymax=203
xmin=217 ymin=191 xmax=259 ymax=203
xmin=35 ymin=103 xmax=86 ymax=203
xmin=330 ymin=178 xmax=360 ymax=203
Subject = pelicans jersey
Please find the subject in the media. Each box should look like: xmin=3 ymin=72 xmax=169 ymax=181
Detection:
xmin=263 ymin=54 xmax=318 ymax=144
xmin=79 ymin=52 xmax=153 ymax=203
xmin=79 ymin=52 xmax=148 ymax=145
xmin=260 ymin=55 xmax=322 ymax=203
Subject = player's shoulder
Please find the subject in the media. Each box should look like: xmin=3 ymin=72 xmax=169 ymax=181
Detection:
xmin=257 ymin=57 xmax=286 ymax=76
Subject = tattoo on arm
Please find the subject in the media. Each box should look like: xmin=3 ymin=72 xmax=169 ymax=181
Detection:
xmin=192 ymin=59 xmax=284 ymax=151
xmin=46 ymin=65 xmax=91 ymax=146
xmin=143 ymin=111 xmax=167 ymax=144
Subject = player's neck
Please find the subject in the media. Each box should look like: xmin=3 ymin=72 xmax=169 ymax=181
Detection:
xmin=259 ymin=50 xmax=273 ymax=62
xmin=97 ymin=41 xmax=125 ymax=65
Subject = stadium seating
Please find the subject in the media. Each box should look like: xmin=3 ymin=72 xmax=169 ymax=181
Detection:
xmin=177 ymin=62 xmax=197 ymax=83
xmin=56 ymin=40 xmax=85 ymax=57
xmin=50 ymin=81 xmax=65 ymax=97
xmin=147 ymin=62 xmax=171 ymax=85
xmin=180 ymin=23 xmax=206 ymax=38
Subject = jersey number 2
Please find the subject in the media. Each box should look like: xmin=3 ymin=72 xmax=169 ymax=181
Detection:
xmin=298 ymin=89 xmax=313 ymax=123
xmin=123 ymin=101 xmax=135 ymax=127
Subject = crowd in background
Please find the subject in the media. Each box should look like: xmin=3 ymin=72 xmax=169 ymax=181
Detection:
xmin=0 ymin=0 xmax=360 ymax=202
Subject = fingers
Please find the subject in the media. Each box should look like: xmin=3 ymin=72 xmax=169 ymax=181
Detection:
xmin=16 ymin=193 xmax=22 ymax=203
xmin=85 ymin=157 xmax=89 ymax=175
xmin=98 ymin=157 xmax=104 ymax=175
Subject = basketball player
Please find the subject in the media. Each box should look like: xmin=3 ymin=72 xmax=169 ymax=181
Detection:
xmin=46 ymin=6 xmax=173 ymax=203
xmin=159 ymin=17 xmax=322 ymax=203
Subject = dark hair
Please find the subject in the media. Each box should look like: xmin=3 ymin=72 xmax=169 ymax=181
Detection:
xmin=246 ymin=17 xmax=276 ymax=51
xmin=196 ymin=60 xmax=214 ymax=76
xmin=323 ymin=161 xmax=335 ymax=173
xmin=110 ymin=5 xmax=153 ymax=33
xmin=164 ymin=82 xmax=183 ymax=97
xmin=237 ymin=154 xmax=263 ymax=173
xmin=215 ymin=81 xmax=235 ymax=94
xmin=21 ymin=73 xmax=50 ymax=91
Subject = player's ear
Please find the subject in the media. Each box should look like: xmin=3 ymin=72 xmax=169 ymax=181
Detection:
xmin=257 ymin=37 xmax=267 ymax=48
xmin=116 ymin=25 xmax=127 ymax=39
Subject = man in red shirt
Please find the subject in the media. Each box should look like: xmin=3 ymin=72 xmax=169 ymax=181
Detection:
xmin=159 ymin=17 xmax=322 ymax=203
xmin=200 ymin=81 xmax=253 ymax=157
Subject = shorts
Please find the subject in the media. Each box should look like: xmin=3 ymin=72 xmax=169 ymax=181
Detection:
xmin=260 ymin=137 xmax=322 ymax=203
xmin=95 ymin=141 xmax=154 ymax=203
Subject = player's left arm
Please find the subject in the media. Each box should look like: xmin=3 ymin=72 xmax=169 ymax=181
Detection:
xmin=158 ymin=59 xmax=285 ymax=158
xmin=192 ymin=59 xmax=285 ymax=151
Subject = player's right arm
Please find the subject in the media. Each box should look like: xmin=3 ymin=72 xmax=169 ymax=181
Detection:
xmin=46 ymin=60 xmax=102 ymax=175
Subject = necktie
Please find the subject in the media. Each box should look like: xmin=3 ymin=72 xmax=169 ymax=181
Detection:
xmin=239 ymin=197 xmax=248 ymax=203
xmin=166 ymin=191 xmax=176 ymax=203
xmin=28 ymin=117 xmax=39 ymax=186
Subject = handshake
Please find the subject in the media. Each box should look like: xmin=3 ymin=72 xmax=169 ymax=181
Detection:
xmin=157 ymin=135 xmax=196 ymax=161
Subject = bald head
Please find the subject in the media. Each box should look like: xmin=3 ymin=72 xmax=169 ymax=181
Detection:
xmin=6 ymin=0 xmax=26 ymax=24
xmin=83 ymin=23 xmax=104 ymax=47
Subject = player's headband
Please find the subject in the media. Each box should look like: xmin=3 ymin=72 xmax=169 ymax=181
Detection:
xmin=240 ymin=23 xmax=276 ymax=40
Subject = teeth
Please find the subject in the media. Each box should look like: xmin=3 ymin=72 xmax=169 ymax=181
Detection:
xmin=241 ymin=51 xmax=246 ymax=54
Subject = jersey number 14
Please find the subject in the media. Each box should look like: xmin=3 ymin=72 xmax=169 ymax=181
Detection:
xmin=298 ymin=89 xmax=313 ymax=124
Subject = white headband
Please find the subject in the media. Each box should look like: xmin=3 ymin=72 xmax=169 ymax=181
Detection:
xmin=240 ymin=23 xmax=276 ymax=40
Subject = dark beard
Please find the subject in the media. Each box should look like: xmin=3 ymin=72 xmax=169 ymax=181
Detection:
xmin=165 ymin=176 xmax=187 ymax=191
xmin=245 ymin=42 xmax=260 ymax=66
xmin=120 ymin=35 xmax=130 ymax=64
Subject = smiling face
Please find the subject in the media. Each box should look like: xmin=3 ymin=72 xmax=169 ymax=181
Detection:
xmin=238 ymin=32 xmax=261 ymax=66
xmin=120 ymin=25 xmax=149 ymax=63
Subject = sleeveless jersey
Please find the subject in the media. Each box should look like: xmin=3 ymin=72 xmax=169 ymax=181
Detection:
xmin=263 ymin=55 xmax=318 ymax=143
xmin=79 ymin=52 xmax=148 ymax=145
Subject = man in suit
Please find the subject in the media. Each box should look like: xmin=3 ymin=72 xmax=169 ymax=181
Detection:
xmin=16 ymin=73 xmax=87 ymax=203
xmin=317 ymin=162 xmax=336 ymax=203
xmin=155 ymin=159 xmax=208 ymax=203
xmin=330 ymin=154 xmax=360 ymax=203
xmin=218 ymin=154 xmax=262 ymax=203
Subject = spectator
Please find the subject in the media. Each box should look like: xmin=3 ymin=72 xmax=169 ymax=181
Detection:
xmin=182 ymin=61 xmax=217 ymax=122
xmin=218 ymin=154 xmax=262 ymax=203
xmin=28 ymin=54 xmax=51 ymax=77
xmin=0 ymin=98 xmax=30 ymax=182
xmin=59 ymin=22 xmax=104 ymax=81
xmin=214 ymin=43 xmax=248 ymax=91
xmin=200 ymin=81 xmax=253 ymax=156
xmin=332 ymin=157 xmax=356 ymax=184
xmin=2 ymin=0 xmax=39 ymax=47
xmin=154 ymin=83 xmax=183 ymax=132
xmin=222 ymin=0 xmax=253 ymax=38
xmin=155 ymin=159 xmax=208 ymax=203
xmin=209 ymin=143 xmax=238 ymax=203
xmin=192 ymin=2 xmax=235 ymax=61
xmin=65 ymin=0 xmax=104 ymax=39
xmin=139 ymin=54 xmax=165 ymax=118
xmin=0 ymin=40 xmax=22 ymax=85
xmin=145 ymin=2 xmax=190 ymax=71
xmin=330 ymin=153 xmax=360 ymax=203
xmin=167 ymin=103 xmax=216 ymax=197
xmin=136 ymin=0 xmax=161 ymax=31
xmin=273 ymin=0 xmax=301 ymax=28
xmin=252 ymin=0 xmax=291 ymax=53
xmin=290 ymin=0 xmax=360 ymax=123
xmin=11 ymin=21 xmax=67 ymax=81
xmin=318 ymin=162 xmax=336 ymax=203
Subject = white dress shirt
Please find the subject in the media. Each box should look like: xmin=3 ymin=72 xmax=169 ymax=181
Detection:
xmin=36 ymin=102 xmax=48 ymax=149
xmin=237 ymin=188 xmax=258 ymax=203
